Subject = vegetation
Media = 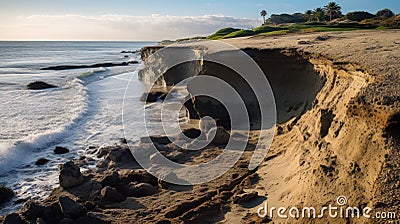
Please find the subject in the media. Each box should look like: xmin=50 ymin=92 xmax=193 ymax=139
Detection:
xmin=376 ymin=9 xmax=395 ymax=18
xmin=260 ymin=10 xmax=267 ymax=24
xmin=324 ymin=2 xmax=342 ymax=21
xmin=182 ymin=2 xmax=399 ymax=42
xmin=346 ymin=11 xmax=375 ymax=21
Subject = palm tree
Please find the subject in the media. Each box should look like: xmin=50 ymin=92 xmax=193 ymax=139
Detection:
xmin=305 ymin=10 xmax=314 ymax=22
xmin=260 ymin=10 xmax=267 ymax=24
xmin=313 ymin=8 xmax=325 ymax=22
xmin=324 ymin=2 xmax=341 ymax=21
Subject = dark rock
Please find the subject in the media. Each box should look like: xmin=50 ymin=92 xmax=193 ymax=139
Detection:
xmin=84 ymin=201 xmax=96 ymax=210
xmin=209 ymin=126 xmax=230 ymax=145
xmin=27 ymin=81 xmax=57 ymax=90
xmin=59 ymin=196 xmax=87 ymax=219
xmin=140 ymin=91 xmax=167 ymax=102
xmin=183 ymin=128 xmax=202 ymax=139
xmin=233 ymin=191 xmax=258 ymax=204
xmin=22 ymin=201 xmax=44 ymax=219
xmin=130 ymin=183 xmax=157 ymax=197
xmin=60 ymin=218 xmax=75 ymax=224
xmin=119 ymin=169 xmax=158 ymax=186
xmin=0 ymin=184 xmax=14 ymax=205
xmin=100 ymin=171 xmax=121 ymax=188
xmin=40 ymin=61 xmax=139 ymax=71
xmin=42 ymin=202 xmax=63 ymax=224
xmin=54 ymin=146 xmax=70 ymax=154
xmin=3 ymin=213 xmax=27 ymax=224
xmin=35 ymin=158 xmax=50 ymax=166
xmin=100 ymin=186 xmax=126 ymax=205
xmin=59 ymin=161 xmax=84 ymax=189
xmin=119 ymin=138 xmax=128 ymax=144
xmin=75 ymin=214 xmax=110 ymax=224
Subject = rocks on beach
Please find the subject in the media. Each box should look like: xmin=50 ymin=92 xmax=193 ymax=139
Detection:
xmin=140 ymin=91 xmax=167 ymax=102
xmin=27 ymin=81 xmax=57 ymax=90
xmin=0 ymin=184 xmax=15 ymax=205
xmin=59 ymin=161 xmax=84 ymax=189
xmin=54 ymin=146 xmax=70 ymax=154
xmin=35 ymin=158 xmax=50 ymax=166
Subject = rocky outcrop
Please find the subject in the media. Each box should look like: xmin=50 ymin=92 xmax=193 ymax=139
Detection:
xmin=27 ymin=81 xmax=57 ymax=90
xmin=54 ymin=146 xmax=70 ymax=154
xmin=59 ymin=162 xmax=84 ymax=189
xmin=41 ymin=61 xmax=138 ymax=71
xmin=0 ymin=184 xmax=14 ymax=205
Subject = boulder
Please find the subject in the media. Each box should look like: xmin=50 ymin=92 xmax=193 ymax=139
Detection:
xmin=35 ymin=158 xmax=50 ymax=166
xmin=100 ymin=186 xmax=126 ymax=205
xmin=59 ymin=196 xmax=87 ymax=219
xmin=233 ymin=191 xmax=258 ymax=204
xmin=0 ymin=184 xmax=14 ymax=205
xmin=131 ymin=183 xmax=157 ymax=197
xmin=140 ymin=91 xmax=167 ymax=102
xmin=27 ymin=81 xmax=57 ymax=90
xmin=3 ymin=213 xmax=27 ymax=224
xmin=100 ymin=171 xmax=121 ymax=188
xmin=59 ymin=161 xmax=84 ymax=189
xmin=22 ymin=201 xmax=44 ymax=219
xmin=54 ymin=146 xmax=70 ymax=154
xmin=42 ymin=202 xmax=64 ymax=224
xmin=209 ymin=126 xmax=230 ymax=145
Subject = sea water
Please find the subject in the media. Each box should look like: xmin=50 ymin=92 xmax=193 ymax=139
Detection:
xmin=0 ymin=41 xmax=159 ymax=214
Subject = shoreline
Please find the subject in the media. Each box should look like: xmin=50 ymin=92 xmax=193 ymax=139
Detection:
xmin=1 ymin=29 xmax=400 ymax=223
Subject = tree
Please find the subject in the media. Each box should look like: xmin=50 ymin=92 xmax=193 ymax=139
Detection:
xmin=346 ymin=11 xmax=375 ymax=21
xmin=305 ymin=10 xmax=314 ymax=22
xmin=324 ymin=2 xmax=342 ymax=21
xmin=376 ymin=9 xmax=395 ymax=18
xmin=313 ymin=8 xmax=326 ymax=22
xmin=260 ymin=10 xmax=267 ymax=24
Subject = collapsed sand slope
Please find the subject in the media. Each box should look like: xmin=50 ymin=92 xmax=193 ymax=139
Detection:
xmin=220 ymin=30 xmax=400 ymax=222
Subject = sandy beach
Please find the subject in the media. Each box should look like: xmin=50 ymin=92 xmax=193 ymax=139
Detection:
xmin=1 ymin=29 xmax=400 ymax=223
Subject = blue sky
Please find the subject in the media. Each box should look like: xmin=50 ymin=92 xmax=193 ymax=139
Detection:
xmin=0 ymin=0 xmax=398 ymax=40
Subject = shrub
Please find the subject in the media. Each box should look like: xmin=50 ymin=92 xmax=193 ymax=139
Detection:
xmin=207 ymin=27 xmax=241 ymax=40
xmin=376 ymin=9 xmax=395 ymax=18
xmin=269 ymin=13 xmax=307 ymax=24
xmin=346 ymin=11 xmax=375 ymax=21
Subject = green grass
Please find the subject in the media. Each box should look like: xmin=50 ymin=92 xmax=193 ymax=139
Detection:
xmin=206 ymin=23 xmax=387 ymax=40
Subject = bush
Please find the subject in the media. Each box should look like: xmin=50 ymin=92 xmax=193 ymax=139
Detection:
xmin=346 ymin=11 xmax=375 ymax=22
xmin=207 ymin=27 xmax=241 ymax=40
xmin=269 ymin=13 xmax=307 ymax=24
xmin=223 ymin=29 xmax=256 ymax=38
xmin=376 ymin=9 xmax=395 ymax=18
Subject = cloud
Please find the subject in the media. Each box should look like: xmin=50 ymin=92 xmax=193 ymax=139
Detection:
xmin=0 ymin=14 xmax=261 ymax=40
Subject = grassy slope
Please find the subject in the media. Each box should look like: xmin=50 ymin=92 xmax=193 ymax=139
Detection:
xmin=206 ymin=22 xmax=399 ymax=40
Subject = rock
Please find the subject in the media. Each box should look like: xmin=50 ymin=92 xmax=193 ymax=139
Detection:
xmin=59 ymin=161 xmax=84 ymax=189
xmin=84 ymin=201 xmax=96 ymax=210
xmin=119 ymin=138 xmax=128 ymax=144
xmin=54 ymin=146 xmax=70 ymax=154
xmin=209 ymin=126 xmax=230 ymax=145
xmin=100 ymin=171 xmax=121 ymax=188
xmin=40 ymin=61 xmax=139 ymax=71
xmin=60 ymin=218 xmax=75 ymax=224
xmin=233 ymin=191 xmax=258 ymax=204
xmin=42 ymin=202 xmax=63 ymax=224
xmin=0 ymin=184 xmax=14 ymax=205
xmin=131 ymin=183 xmax=157 ymax=197
xmin=35 ymin=158 xmax=50 ymax=166
xmin=3 ymin=213 xmax=27 ymax=224
xmin=182 ymin=128 xmax=202 ymax=139
xmin=100 ymin=186 xmax=126 ymax=205
xmin=27 ymin=81 xmax=57 ymax=90
xmin=140 ymin=91 xmax=167 ymax=102
xmin=22 ymin=201 xmax=44 ymax=219
xmin=59 ymin=196 xmax=88 ymax=219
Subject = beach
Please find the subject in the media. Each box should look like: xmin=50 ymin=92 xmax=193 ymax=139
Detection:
xmin=1 ymin=29 xmax=400 ymax=223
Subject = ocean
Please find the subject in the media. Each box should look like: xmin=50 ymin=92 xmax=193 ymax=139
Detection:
xmin=0 ymin=41 xmax=158 ymax=214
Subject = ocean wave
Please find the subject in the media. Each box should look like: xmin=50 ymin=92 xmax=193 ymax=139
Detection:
xmin=0 ymin=78 xmax=89 ymax=175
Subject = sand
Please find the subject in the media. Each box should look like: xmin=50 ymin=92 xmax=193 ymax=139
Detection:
xmin=1 ymin=29 xmax=400 ymax=223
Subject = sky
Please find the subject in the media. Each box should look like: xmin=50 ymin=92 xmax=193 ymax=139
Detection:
xmin=0 ymin=0 xmax=398 ymax=41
